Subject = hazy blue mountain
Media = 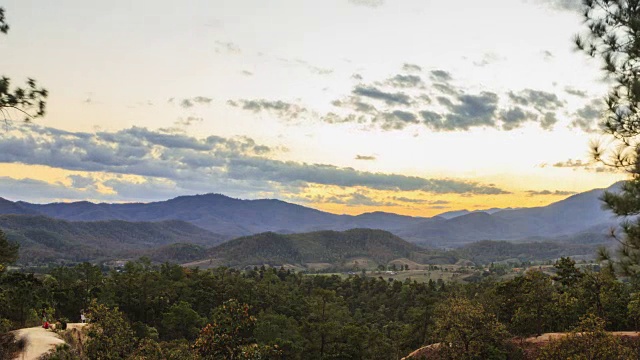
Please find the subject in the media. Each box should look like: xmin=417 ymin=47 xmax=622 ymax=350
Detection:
xmin=14 ymin=194 xmax=428 ymax=238
xmin=0 ymin=181 xmax=627 ymax=247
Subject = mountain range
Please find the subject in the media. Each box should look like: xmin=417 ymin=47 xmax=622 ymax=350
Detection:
xmin=0 ymin=181 xmax=624 ymax=264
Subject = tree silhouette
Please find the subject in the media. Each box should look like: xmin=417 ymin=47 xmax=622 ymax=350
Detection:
xmin=576 ymin=0 xmax=640 ymax=276
xmin=0 ymin=7 xmax=47 ymax=123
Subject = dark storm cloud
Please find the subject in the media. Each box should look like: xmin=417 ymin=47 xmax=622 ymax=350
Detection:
xmin=352 ymin=86 xmax=412 ymax=106
xmin=0 ymin=125 xmax=510 ymax=196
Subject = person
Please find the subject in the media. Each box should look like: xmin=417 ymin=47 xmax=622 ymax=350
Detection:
xmin=41 ymin=308 xmax=47 ymax=328
xmin=80 ymin=310 xmax=86 ymax=324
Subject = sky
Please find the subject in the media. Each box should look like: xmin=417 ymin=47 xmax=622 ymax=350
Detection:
xmin=0 ymin=0 xmax=627 ymax=216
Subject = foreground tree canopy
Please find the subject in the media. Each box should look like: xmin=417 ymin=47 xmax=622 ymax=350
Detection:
xmin=0 ymin=7 xmax=47 ymax=122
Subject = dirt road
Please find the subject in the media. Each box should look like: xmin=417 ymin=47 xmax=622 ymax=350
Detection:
xmin=13 ymin=323 xmax=85 ymax=360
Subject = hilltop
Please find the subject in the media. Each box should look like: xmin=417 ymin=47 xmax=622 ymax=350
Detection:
xmin=188 ymin=228 xmax=445 ymax=269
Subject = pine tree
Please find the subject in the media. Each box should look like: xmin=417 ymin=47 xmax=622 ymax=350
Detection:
xmin=576 ymin=0 xmax=640 ymax=276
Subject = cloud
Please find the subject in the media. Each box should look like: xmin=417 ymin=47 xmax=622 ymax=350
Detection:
xmin=430 ymin=70 xmax=452 ymax=82
xmin=175 ymin=116 xmax=203 ymax=127
xmin=355 ymin=155 xmax=376 ymax=161
xmin=500 ymin=107 xmax=529 ymax=130
xmin=241 ymin=70 xmax=253 ymax=76
xmin=68 ymin=175 xmax=96 ymax=189
xmin=526 ymin=189 xmax=578 ymax=196
xmin=0 ymin=176 xmax=103 ymax=202
xmin=331 ymin=97 xmax=377 ymax=114
xmin=352 ymin=86 xmax=411 ymax=106
xmin=385 ymin=74 xmax=423 ymax=88
xmin=422 ymin=92 xmax=499 ymax=131
xmin=376 ymin=110 xmax=419 ymax=130
xmin=391 ymin=197 xmax=450 ymax=205
xmin=472 ymin=52 xmax=504 ymax=67
xmin=564 ymin=87 xmax=588 ymax=98
xmin=215 ymin=41 xmax=241 ymax=54
xmin=402 ymin=63 xmax=422 ymax=73
xmin=551 ymin=158 xmax=619 ymax=173
xmin=571 ymin=99 xmax=602 ymax=132
xmin=348 ymin=0 xmax=385 ymax=8
xmin=175 ymin=96 xmax=213 ymax=108
xmin=542 ymin=50 xmax=554 ymax=60
xmin=0 ymin=125 xmax=510 ymax=200
xmin=279 ymin=58 xmax=333 ymax=75
xmin=537 ymin=0 xmax=584 ymax=11
xmin=508 ymin=89 xmax=565 ymax=111
xmin=307 ymin=191 xmax=394 ymax=207
xmin=351 ymin=73 xmax=363 ymax=80
xmin=228 ymin=99 xmax=308 ymax=119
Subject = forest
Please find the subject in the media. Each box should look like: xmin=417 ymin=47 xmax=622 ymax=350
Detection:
xmin=2 ymin=245 xmax=640 ymax=359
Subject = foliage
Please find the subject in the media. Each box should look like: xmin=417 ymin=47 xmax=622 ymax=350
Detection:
xmin=575 ymin=0 xmax=640 ymax=275
xmin=432 ymin=296 xmax=510 ymax=360
xmin=193 ymin=299 xmax=279 ymax=360
xmin=537 ymin=313 xmax=636 ymax=360
xmin=0 ymin=332 xmax=26 ymax=360
xmin=0 ymin=229 xmax=18 ymax=273
xmin=161 ymin=301 xmax=205 ymax=341
xmin=0 ymin=7 xmax=47 ymax=122
xmin=85 ymin=302 xmax=136 ymax=359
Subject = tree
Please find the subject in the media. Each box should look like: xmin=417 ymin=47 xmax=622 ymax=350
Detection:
xmin=537 ymin=313 xmax=635 ymax=360
xmin=85 ymin=302 xmax=136 ymax=360
xmin=0 ymin=230 xmax=18 ymax=273
xmin=193 ymin=299 xmax=279 ymax=360
xmin=0 ymin=7 xmax=47 ymax=122
xmin=432 ymin=296 xmax=510 ymax=360
xmin=574 ymin=0 xmax=640 ymax=276
xmin=161 ymin=301 xmax=205 ymax=341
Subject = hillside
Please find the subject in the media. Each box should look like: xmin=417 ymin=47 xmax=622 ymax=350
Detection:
xmin=0 ymin=215 xmax=224 ymax=263
xmin=0 ymin=181 xmax=626 ymax=247
xmin=456 ymin=240 xmax=605 ymax=264
xmin=202 ymin=228 xmax=438 ymax=268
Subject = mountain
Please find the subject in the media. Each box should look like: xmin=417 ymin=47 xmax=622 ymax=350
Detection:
xmin=395 ymin=182 xmax=623 ymax=246
xmin=457 ymin=240 xmax=604 ymax=264
xmin=0 ymin=215 xmax=224 ymax=263
xmin=436 ymin=207 xmax=510 ymax=219
xmin=0 ymin=181 xmax=627 ymax=248
xmin=12 ymin=194 xmax=428 ymax=238
xmin=200 ymin=229 xmax=436 ymax=268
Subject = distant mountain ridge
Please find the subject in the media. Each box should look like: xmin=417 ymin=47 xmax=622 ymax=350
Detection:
xmin=0 ymin=215 xmax=224 ymax=263
xmin=0 ymin=181 xmax=624 ymax=248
